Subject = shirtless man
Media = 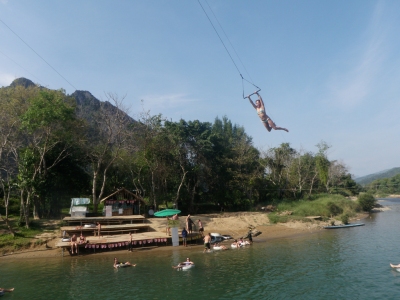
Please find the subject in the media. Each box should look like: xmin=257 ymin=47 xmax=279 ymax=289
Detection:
xmin=70 ymin=234 xmax=78 ymax=254
xmin=203 ymin=233 xmax=212 ymax=253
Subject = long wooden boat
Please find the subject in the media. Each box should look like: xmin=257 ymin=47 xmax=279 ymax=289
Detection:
xmin=324 ymin=223 xmax=365 ymax=229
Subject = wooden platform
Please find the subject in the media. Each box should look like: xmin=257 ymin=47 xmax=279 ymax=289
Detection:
xmin=61 ymin=224 xmax=150 ymax=236
xmin=55 ymin=231 xmax=202 ymax=256
xmin=63 ymin=215 xmax=146 ymax=226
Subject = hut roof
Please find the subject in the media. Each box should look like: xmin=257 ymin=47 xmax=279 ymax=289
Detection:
xmin=100 ymin=187 xmax=145 ymax=203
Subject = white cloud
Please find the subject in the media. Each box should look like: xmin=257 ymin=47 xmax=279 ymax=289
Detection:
xmin=327 ymin=2 xmax=387 ymax=110
xmin=0 ymin=73 xmax=14 ymax=87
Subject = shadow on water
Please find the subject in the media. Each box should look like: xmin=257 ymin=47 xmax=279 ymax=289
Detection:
xmin=3 ymin=198 xmax=400 ymax=299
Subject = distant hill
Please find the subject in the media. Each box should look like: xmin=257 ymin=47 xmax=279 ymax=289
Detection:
xmin=355 ymin=167 xmax=400 ymax=185
xmin=4 ymin=77 xmax=136 ymax=128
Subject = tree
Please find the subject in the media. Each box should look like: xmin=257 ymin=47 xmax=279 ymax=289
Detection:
xmin=17 ymin=89 xmax=80 ymax=227
xmin=82 ymin=93 xmax=133 ymax=213
xmin=358 ymin=193 xmax=376 ymax=212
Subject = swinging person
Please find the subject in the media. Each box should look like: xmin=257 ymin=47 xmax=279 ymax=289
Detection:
xmin=247 ymin=91 xmax=289 ymax=133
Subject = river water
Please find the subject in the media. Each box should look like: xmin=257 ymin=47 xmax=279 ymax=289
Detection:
xmin=2 ymin=198 xmax=400 ymax=300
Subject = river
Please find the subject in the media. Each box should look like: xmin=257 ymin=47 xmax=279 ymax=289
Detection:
xmin=2 ymin=198 xmax=400 ymax=300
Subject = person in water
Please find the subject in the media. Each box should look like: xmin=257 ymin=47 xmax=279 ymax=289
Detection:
xmin=203 ymin=233 xmax=212 ymax=253
xmin=0 ymin=288 xmax=14 ymax=293
xmin=113 ymin=257 xmax=136 ymax=268
xmin=247 ymin=91 xmax=289 ymax=133
xmin=172 ymin=257 xmax=194 ymax=270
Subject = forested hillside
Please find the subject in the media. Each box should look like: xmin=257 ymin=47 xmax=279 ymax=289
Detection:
xmin=364 ymin=173 xmax=400 ymax=195
xmin=355 ymin=167 xmax=400 ymax=185
xmin=0 ymin=78 xmax=360 ymax=228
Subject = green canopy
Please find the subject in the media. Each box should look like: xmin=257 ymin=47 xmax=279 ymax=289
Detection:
xmin=154 ymin=209 xmax=181 ymax=217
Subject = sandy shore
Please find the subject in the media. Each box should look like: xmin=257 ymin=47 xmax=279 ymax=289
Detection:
xmin=0 ymin=211 xmax=367 ymax=260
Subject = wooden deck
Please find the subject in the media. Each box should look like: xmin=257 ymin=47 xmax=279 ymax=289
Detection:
xmin=63 ymin=215 xmax=146 ymax=226
xmin=61 ymin=224 xmax=150 ymax=236
xmin=55 ymin=231 xmax=202 ymax=256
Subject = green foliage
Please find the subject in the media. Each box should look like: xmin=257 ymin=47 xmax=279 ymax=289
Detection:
xmin=272 ymin=194 xmax=359 ymax=223
xmin=364 ymin=174 xmax=400 ymax=195
xmin=0 ymin=79 xmax=362 ymax=219
xmin=358 ymin=193 xmax=376 ymax=212
xmin=341 ymin=213 xmax=349 ymax=225
xmin=327 ymin=201 xmax=343 ymax=216
xmin=356 ymin=167 xmax=400 ymax=186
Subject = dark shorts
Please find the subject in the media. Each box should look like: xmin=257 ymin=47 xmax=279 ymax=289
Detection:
xmin=199 ymin=227 xmax=204 ymax=232
xmin=204 ymin=242 xmax=210 ymax=249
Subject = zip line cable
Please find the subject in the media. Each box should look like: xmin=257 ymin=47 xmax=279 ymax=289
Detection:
xmin=197 ymin=0 xmax=260 ymax=98
xmin=0 ymin=19 xmax=78 ymax=91
xmin=203 ymin=0 xmax=254 ymax=84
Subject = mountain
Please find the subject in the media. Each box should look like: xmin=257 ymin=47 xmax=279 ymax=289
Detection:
xmin=5 ymin=77 xmax=135 ymax=126
xmin=355 ymin=167 xmax=400 ymax=185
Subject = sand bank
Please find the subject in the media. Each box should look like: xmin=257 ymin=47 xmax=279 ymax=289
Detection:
xmin=0 ymin=211 xmax=365 ymax=260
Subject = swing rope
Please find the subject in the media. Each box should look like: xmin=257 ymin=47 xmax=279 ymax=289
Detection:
xmin=197 ymin=0 xmax=260 ymax=98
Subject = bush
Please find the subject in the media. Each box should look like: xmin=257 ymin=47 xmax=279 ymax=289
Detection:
xmin=341 ymin=214 xmax=349 ymax=225
xmin=327 ymin=202 xmax=343 ymax=216
xmin=358 ymin=193 xmax=376 ymax=212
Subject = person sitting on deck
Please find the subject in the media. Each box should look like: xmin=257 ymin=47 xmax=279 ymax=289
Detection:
xmin=70 ymin=234 xmax=78 ymax=254
xmin=79 ymin=233 xmax=86 ymax=244
xmin=172 ymin=257 xmax=194 ymax=270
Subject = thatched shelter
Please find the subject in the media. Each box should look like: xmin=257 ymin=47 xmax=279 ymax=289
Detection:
xmin=100 ymin=188 xmax=145 ymax=216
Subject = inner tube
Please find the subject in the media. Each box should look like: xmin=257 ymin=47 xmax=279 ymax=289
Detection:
xmin=180 ymin=264 xmax=194 ymax=271
xmin=115 ymin=263 xmax=131 ymax=268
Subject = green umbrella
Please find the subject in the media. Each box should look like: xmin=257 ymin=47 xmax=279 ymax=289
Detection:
xmin=154 ymin=209 xmax=181 ymax=217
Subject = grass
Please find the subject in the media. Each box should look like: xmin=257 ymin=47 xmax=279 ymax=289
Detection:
xmin=0 ymin=217 xmax=60 ymax=254
xmin=268 ymin=194 xmax=361 ymax=224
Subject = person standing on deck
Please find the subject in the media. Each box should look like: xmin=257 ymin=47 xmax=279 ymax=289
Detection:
xmin=186 ymin=215 xmax=194 ymax=235
xmin=181 ymin=227 xmax=188 ymax=247
xmin=197 ymin=219 xmax=204 ymax=237
xmin=128 ymin=232 xmax=133 ymax=252
xmin=97 ymin=222 xmax=101 ymax=238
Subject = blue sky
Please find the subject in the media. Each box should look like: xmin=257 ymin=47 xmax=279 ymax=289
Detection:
xmin=1 ymin=0 xmax=399 ymax=177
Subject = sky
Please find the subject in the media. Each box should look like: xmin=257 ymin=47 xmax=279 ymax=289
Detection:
xmin=1 ymin=0 xmax=399 ymax=178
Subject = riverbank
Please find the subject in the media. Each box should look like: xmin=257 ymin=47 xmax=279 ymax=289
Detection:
xmin=0 ymin=211 xmax=369 ymax=260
